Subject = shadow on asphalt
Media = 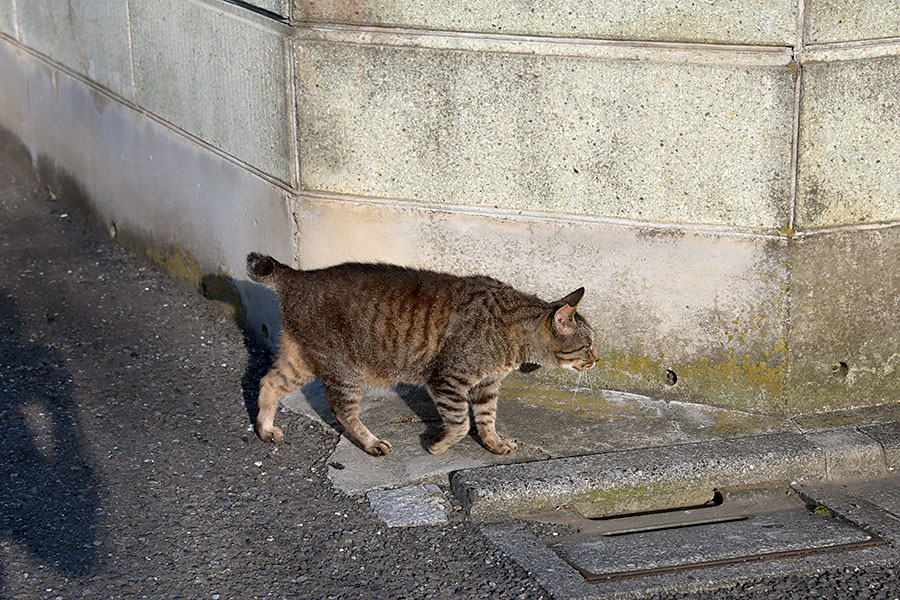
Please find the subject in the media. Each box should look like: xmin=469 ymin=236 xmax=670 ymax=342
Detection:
xmin=239 ymin=337 xmax=274 ymax=428
xmin=199 ymin=273 xmax=275 ymax=430
xmin=0 ymin=290 xmax=101 ymax=586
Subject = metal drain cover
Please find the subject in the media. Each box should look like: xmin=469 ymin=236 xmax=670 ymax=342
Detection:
xmin=532 ymin=486 xmax=884 ymax=582
xmin=555 ymin=509 xmax=877 ymax=581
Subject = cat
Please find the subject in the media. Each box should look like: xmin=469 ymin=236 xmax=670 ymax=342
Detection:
xmin=247 ymin=253 xmax=599 ymax=456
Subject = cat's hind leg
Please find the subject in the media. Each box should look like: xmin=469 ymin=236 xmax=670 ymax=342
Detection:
xmin=470 ymin=375 xmax=517 ymax=455
xmin=323 ymin=378 xmax=392 ymax=457
xmin=256 ymin=332 xmax=315 ymax=443
xmin=426 ymin=374 xmax=473 ymax=455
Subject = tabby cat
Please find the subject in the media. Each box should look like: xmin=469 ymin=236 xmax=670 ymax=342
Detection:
xmin=247 ymin=253 xmax=599 ymax=456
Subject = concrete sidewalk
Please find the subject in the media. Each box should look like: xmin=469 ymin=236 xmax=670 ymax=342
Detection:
xmin=279 ymin=364 xmax=900 ymax=516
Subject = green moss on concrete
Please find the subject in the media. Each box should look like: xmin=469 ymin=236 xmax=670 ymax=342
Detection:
xmin=142 ymin=244 xmax=248 ymax=326
xmin=572 ymin=480 xmax=717 ymax=518
xmin=706 ymin=409 xmax=788 ymax=438
xmin=145 ymin=245 xmax=203 ymax=284
xmin=559 ymin=349 xmax=789 ymax=415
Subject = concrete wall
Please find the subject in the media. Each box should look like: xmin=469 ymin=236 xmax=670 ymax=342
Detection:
xmin=0 ymin=0 xmax=897 ymax=415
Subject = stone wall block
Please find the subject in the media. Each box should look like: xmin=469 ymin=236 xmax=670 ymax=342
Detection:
xmin=296 ymin=39 xmax=796 ymax=229
xmin=805 ymin=0 xmax=900 ymax=45
xmin=797 ymin=55 xmax=900 ymax=228
xmin=295 ymin=0 xmax=797 ymax=46
xmin=0 ymin=0 xmax=16 ymax=38
xmin=15 ymin=0 xmax=133 ymax=99
xmin=131 ymin=0 xmax=294 ymax=183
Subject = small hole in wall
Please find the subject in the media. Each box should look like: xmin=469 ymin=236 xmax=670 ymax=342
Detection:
xmin=261 ymin=324 xmax=269 ymax=338
xmin=665 ymin=370 xmax=678 ymax=386
xmin=109 ymin=221 xmax=117 ymax=238
xmin=832 ymin=362 xmax=849 ymax=378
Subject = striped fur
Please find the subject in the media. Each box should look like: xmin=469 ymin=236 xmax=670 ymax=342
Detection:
xmin=248 ymin=253 xmax=598 ymax=456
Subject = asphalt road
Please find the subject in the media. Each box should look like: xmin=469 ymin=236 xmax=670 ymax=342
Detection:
xmin=1 ymin=128 xmax=899 ymax=600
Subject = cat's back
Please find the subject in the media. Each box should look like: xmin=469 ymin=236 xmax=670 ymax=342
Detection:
xmin=280 ymin=262 xmax=537 ymax=337
xmin=295 ymin=262 xmax=459 ymax=302
xmin=315 ymin=262 xmax=531 ymax=308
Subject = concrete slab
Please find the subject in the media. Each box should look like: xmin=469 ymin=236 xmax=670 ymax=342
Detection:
xmin=451 ymin=419 xmax=900 ymax=521
xmin=805 ymin=0 xmax=900 ymax=44
xmin=280 ymin=381 xmax=546 ymax=494
xmin=0 ymin=1 xmax=15 ymax=38
xmin=794 ymin=477 xmax=900 ymax=541
xmin=843 ymin=478 xmax=900 ymax=518
xmin=554 ymin=510 xmax=872 ymax=578
xmin=451 ymin=432 xmax=831 ymax=521
xmin=805 ymin=429 xmax=888 ymax=480
xmin=365 ymin=484 xmax=449 ymax=527
xmin=500 ymin=377 xmax=793 ymax=457
xmin=794 ymin=403 xmax=900 ymax=432
xmin=788 ymin=229 xmax=900 ymax=413
xmin=295 ymin=36 xmax=795 ymax=229
xmin=325 ymin=426 xmax=547 ymax=495
xmin=860 ymin=422 xmax=900 ymax=470
xmin=797 ymin=56 xmax=900 ymax=228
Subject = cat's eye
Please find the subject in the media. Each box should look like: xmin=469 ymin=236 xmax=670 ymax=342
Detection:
xmin=559 ymin=345 xmax=589 ymax=356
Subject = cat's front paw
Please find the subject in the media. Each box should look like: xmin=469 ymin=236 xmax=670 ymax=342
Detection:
xmin=256 ymin=425 xmax=284 ymax=444
xmin=483 ymin=436 xmax=517 ymax=455
xmin=364 ymin=439 xmax=393 ymax=457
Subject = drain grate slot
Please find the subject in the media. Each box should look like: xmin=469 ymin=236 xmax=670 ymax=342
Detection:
xmin=588 ymin=490 xmax=724 ymax=522
xmin=602 ymin=514 xmax=748 ymax=537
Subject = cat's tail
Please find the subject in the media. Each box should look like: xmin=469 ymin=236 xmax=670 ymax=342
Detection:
xmin=247 ymin=252 xmax=290 ymax=289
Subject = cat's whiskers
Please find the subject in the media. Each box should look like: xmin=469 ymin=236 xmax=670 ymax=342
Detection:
xmin=572 ymin=371 xmax=583 ymax=403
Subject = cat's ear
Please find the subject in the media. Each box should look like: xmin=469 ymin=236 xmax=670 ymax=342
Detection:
xmin=552 ymin=303 xmax=577 ymax=335
xmin=552 ymin=288 xmax=584 ymax=335
xmin=556 ymin=287 xmax=585 ymax=308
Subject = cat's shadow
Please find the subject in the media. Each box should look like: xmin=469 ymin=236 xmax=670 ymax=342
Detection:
xmin=239 ymin=335 xmax=272 ymax=427
xmin=199 ymin=273 xmax=275 ymax=430
xmin=394 ymin=383 xmax=447 ymax=451
xmin=280 ymin=379 xmax=447 ymax=453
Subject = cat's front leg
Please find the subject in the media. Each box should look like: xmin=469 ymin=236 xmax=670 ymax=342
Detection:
xmin=470 ymin=375 xmax=517 ymax=455
xmin=323 ymin=377 xmax=393 ymax=457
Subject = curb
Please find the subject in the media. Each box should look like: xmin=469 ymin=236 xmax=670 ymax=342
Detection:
xmin=450 ymin=422 xmax=900 ymax=522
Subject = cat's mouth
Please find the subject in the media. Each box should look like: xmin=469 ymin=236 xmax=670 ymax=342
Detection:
xmin=574 ymin=346 xmax=600 ymax=371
